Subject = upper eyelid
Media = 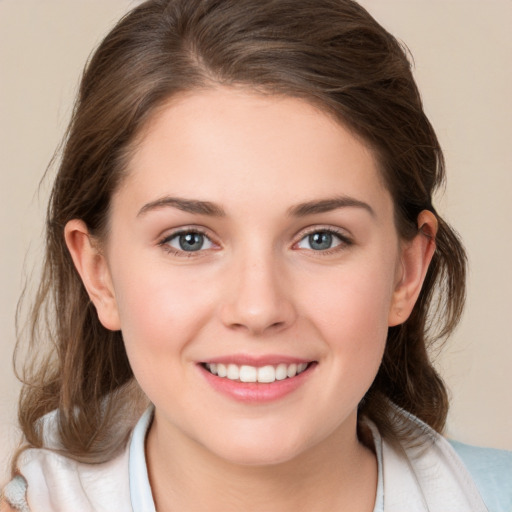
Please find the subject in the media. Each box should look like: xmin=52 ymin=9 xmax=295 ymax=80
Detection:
xmin=295 ymin=225 xmax=352 ymax=241
xmin=159 ymin=226 xmax=214 ymax=243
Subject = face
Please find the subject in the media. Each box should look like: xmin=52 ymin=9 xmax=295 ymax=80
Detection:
xmin=94 ymin=88 xmax=409 ymax=465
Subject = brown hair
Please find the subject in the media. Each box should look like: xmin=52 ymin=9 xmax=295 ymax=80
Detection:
xmin=14 ymin=0 xmax=466 ymax=467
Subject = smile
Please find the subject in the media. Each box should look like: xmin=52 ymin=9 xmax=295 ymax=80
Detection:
xmin=203 ymin=362 xmax=309 ymax=383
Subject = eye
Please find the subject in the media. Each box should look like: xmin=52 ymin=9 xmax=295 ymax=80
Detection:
xmin=295 ymin=230 xmax=348 ymax=251
xmin=161 ymin=230 xmax=216 ymax=253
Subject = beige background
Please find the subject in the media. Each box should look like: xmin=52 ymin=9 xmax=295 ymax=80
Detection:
xmin=1 ymin=0 xmax=511 ymax=483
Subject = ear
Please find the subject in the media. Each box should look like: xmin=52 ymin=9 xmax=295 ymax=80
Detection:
xmin=64 ymin=219 xmax=121 ymax=331
xmin=388 ymin=210 xmax=438 ymax=327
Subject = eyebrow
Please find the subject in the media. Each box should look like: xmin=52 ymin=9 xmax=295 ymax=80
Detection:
xmin=287 ymin=196 xmax=375 ymax=218
xmin=137 ymin=196 xmax=226 ymax=217
xmin=137 ymin=195 xmax=374 ymax=219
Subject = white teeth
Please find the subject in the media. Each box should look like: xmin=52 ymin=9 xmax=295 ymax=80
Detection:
xmin=275 ymin=363 xmax=288 ymax=381
xmin=227 ymin=364 xmax=239 ymax=380
xmin=217 ymin=363 xmax=227 ymax=378
xmin=287 ymin=363 xmax=297 ymax=378
xmin=205 ymin=362 xmax=309 ymax=383
xmin=257 ymin=365 xmax=276 ymax=383
xmin=239 ymin=365 xmax=257 ymax=383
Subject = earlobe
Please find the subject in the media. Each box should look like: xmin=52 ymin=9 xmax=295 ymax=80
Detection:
xmin=388 ymin=210 xmax=438 ymax=327
xmin=64 ymin=219 xmax=121 ymax=331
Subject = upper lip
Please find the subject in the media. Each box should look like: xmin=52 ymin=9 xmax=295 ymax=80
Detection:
xmin=200 ymin=354 xmax=314 ymax=366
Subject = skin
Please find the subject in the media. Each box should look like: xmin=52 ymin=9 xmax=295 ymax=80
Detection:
xmin=66 ymin=87 xmax=436 ymax=511
xmin=0 ymin=500 xmax=15 ymax=512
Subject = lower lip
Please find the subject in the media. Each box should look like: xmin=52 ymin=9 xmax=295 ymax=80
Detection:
xmin=199 ymin=363 xmax=316 ymax=403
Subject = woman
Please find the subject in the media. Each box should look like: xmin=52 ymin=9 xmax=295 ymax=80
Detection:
xmin=2 ymin=0 xmax=511 ymax=510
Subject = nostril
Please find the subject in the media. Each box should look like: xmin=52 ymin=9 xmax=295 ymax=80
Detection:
xmin=229 ymin=322 xmax=247 ymax=331
xmin=218 ymin=284 xmax=297 ymax=334
xmin=226 ymin=319 xmax=289 ymax=336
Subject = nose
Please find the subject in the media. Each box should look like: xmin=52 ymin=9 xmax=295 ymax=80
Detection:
xmin=219 ymin=251 xmax=297 ymax=336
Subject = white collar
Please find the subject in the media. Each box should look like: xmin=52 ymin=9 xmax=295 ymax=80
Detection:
xmin=127 ymin=405 xmax=487 ymax=512
xmin=129 ymin=407 xmax=157 ymax=512
xmin=127 ymin=406 xmax=385 ymax=512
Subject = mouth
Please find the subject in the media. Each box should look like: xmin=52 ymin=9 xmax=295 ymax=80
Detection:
xmin=201 ymin=361 xmax=313 ymax=384
xmin=199 ymin=358 xmax=317 ymax=402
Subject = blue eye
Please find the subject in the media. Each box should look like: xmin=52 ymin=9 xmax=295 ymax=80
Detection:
xmin=296 ymin=230 xmax=345 ymax=251
xmin=163 ymin=231 xmax=215 ymax=252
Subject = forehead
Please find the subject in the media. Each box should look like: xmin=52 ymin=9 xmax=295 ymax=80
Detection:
xmin=117 ymin=87 xmax=391 ymax=218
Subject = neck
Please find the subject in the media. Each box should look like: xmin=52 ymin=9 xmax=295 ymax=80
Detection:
xmin=146 ymin=413 xmax=378 ymax=512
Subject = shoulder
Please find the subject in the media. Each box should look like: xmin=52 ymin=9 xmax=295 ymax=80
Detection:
xmin=5 ymin=443 xmax=132 ymax=512
xmin=372 ymin=403 xmax=509 ymax=511
xmin=5 ymin=405 xmax=141 ymax=511
xmin=449 ymin=440 xmax=512 ymax=512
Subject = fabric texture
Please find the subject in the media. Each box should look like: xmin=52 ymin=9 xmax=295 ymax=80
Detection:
xmin=2 ymin=476 xmax=30 ymax=512
xmin=449 ymin=440 xmax=512 ymax=512
xmin=3 ymin=405 xmax=511 ymax=512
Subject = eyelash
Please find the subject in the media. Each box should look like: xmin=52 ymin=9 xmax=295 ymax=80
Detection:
xmin=158 ymin=228 xmax=217 ymax=257
xmin=293 ymin=227 xmax=353 ymax=256
xmin=157 ymin=226 xmax=353 ymax=257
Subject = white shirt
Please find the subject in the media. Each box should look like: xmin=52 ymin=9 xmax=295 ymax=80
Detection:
xmin=5 ymin=405 xmax=492 ymax=511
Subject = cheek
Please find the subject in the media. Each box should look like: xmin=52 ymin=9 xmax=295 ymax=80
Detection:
xmin=299 ymin=258 xmax=396 ymax=379
xmin=110 ymin=265 xmax=216 ymax=407
xmin=304 ymin=261 xmax=395 ymax=334
xmin=109 ymin=257 xmax=215 ymax=363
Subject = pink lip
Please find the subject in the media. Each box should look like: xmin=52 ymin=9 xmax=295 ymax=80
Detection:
xmin=202 ymin=354 xmax=311 ymax=366
xmin=198 ymin=360 xmax=317 ymax=403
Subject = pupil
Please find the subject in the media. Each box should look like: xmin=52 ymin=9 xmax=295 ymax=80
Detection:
xmin=179 ymin=233 xmax=204 ymax=251
xmin=309 ymin=232 xmax=332 ymax=250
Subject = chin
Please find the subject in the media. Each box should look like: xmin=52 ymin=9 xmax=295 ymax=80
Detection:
xmin=198 ymin=425 xmax=318 ymax=468
xmin=214 ymin=442 xmax=305 ymax=467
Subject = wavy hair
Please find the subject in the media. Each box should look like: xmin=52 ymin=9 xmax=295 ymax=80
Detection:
xmin=14 ymin=0 xmax=466 ymax=468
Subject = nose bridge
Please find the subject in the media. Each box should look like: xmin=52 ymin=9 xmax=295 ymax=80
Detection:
xmin=220 ymin=241 xmax=296 ymax=335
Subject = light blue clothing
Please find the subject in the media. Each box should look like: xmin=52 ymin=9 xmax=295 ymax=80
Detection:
xmin=449 ymin=440 xmax=512 ymax=512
